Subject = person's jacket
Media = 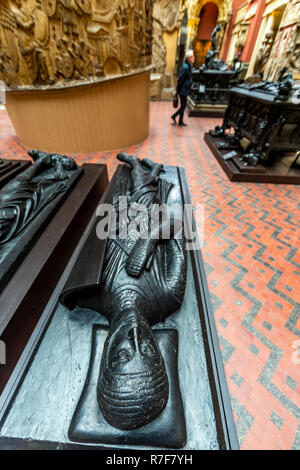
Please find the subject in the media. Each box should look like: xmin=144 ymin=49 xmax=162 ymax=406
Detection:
xmin=176 ymin=60 xmax=193 ymax=96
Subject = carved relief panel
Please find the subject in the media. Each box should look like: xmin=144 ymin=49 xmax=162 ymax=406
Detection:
xmin=264 ymin=0 xmax=300 ymax=80
xmin=0 ymin=0 xmax=154 ymax=87
xmin=151 ymin=0 xmax=185 ymax=74
xmin=286 ymin=21 xmax=300 ymax=77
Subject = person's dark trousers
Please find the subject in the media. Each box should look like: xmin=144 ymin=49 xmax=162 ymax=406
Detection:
xmin=172 ymin=95 xmax=187 ymax=124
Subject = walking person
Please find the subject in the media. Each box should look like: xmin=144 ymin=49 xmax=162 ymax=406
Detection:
xmin=171 ymin=50 xmax=195 ymax=126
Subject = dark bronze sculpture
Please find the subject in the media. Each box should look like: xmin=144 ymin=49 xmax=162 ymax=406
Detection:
xmin=202 ymin=24 xmax=227 ymax=71
xmin=205 ymin=70 xmax=300 ymax=184
xmin=208 ymin=68 xmax=300 ymax=167
xmin=0 ymin=150 xmax=77 ymax=245
xmin=244 ymin=67 xmax=295 ymax=102
xmin=61 ymin=153 xmax=187 ymax=437
xmin=0 ymin=155 xmax=240 ymax=451
xmin=189 ymin=26 xmax=243 ymax=116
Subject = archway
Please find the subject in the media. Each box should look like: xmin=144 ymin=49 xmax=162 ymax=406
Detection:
xmin=195 ymin=2 xmax=219 ymax=66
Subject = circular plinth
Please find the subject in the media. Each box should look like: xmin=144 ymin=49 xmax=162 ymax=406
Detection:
xmin=5 ymin=69 xmax=151 ymax=153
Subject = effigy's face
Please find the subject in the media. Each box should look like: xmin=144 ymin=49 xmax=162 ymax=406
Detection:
xmin=0 ymin=208 xmax=17 ymax=242
xmin=105 ymin=314 xmax=162 ymax=376
xmin=98 ymin=312 xmax=169 ymax=430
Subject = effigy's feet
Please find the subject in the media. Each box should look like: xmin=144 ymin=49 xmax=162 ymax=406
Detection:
xmin=142 ymin=158 xmax=164 ymax=176
xmin=117 ymin=152 xmax=140 ymax=168
xmin=28 ymin=149 xmax=47 ymax=161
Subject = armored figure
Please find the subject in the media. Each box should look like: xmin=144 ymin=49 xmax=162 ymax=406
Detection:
xmin=0 ymin=151 xmax=77 ymax=245
xmin=61 ymin=153 xmax=187 ymax=431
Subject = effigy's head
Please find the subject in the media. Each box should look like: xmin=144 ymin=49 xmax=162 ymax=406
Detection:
xmin=0 ymin=207 xmax=17 ymax=243
xmin=97 ymin=311 xmax=169 ymax=430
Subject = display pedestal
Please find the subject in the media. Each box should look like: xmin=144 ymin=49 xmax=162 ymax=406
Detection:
xmin=188 ymin=69 xmax=240 ymax=118
xmin=205 ymin=132 xmax=300 ymax=184
xmin=188 ymin=99 xmax=227 ymax=118
xmin=0 ymin=164 xmax=108 ymax=393
xmin=205 ymin=83 xmax=300 ymax=184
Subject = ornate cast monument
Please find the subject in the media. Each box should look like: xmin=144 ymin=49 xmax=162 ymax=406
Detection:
xmin=0 ymin=0 xmax=153 ymax=87
xmin=186 ymin=0 xmax=232 ymax=62
xmin=205 ymin=70 xmax=300 ymax=184
xmin=0 ymin=0 xmax=154 ymax=152
xmin=188 ymin=25 xmax=243 ymax=117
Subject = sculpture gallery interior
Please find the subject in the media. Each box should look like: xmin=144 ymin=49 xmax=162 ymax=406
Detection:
xmin=0 ymin=0 xmax=299 ymax=453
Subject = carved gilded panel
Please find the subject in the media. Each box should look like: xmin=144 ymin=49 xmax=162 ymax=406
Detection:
xmin=0 ymin=0 xmax=154 ymax=87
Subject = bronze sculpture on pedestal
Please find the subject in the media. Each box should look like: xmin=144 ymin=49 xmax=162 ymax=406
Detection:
xmin=0 ymin=150 xmax=77 ymax=245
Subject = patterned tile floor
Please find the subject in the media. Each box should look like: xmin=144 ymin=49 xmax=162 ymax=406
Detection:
xmin=1 ymin=102 xmax=300 ymax=450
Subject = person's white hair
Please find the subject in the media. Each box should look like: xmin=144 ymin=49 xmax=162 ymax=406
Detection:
xmin=185 ymin=49 xmax=194 ymax=59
